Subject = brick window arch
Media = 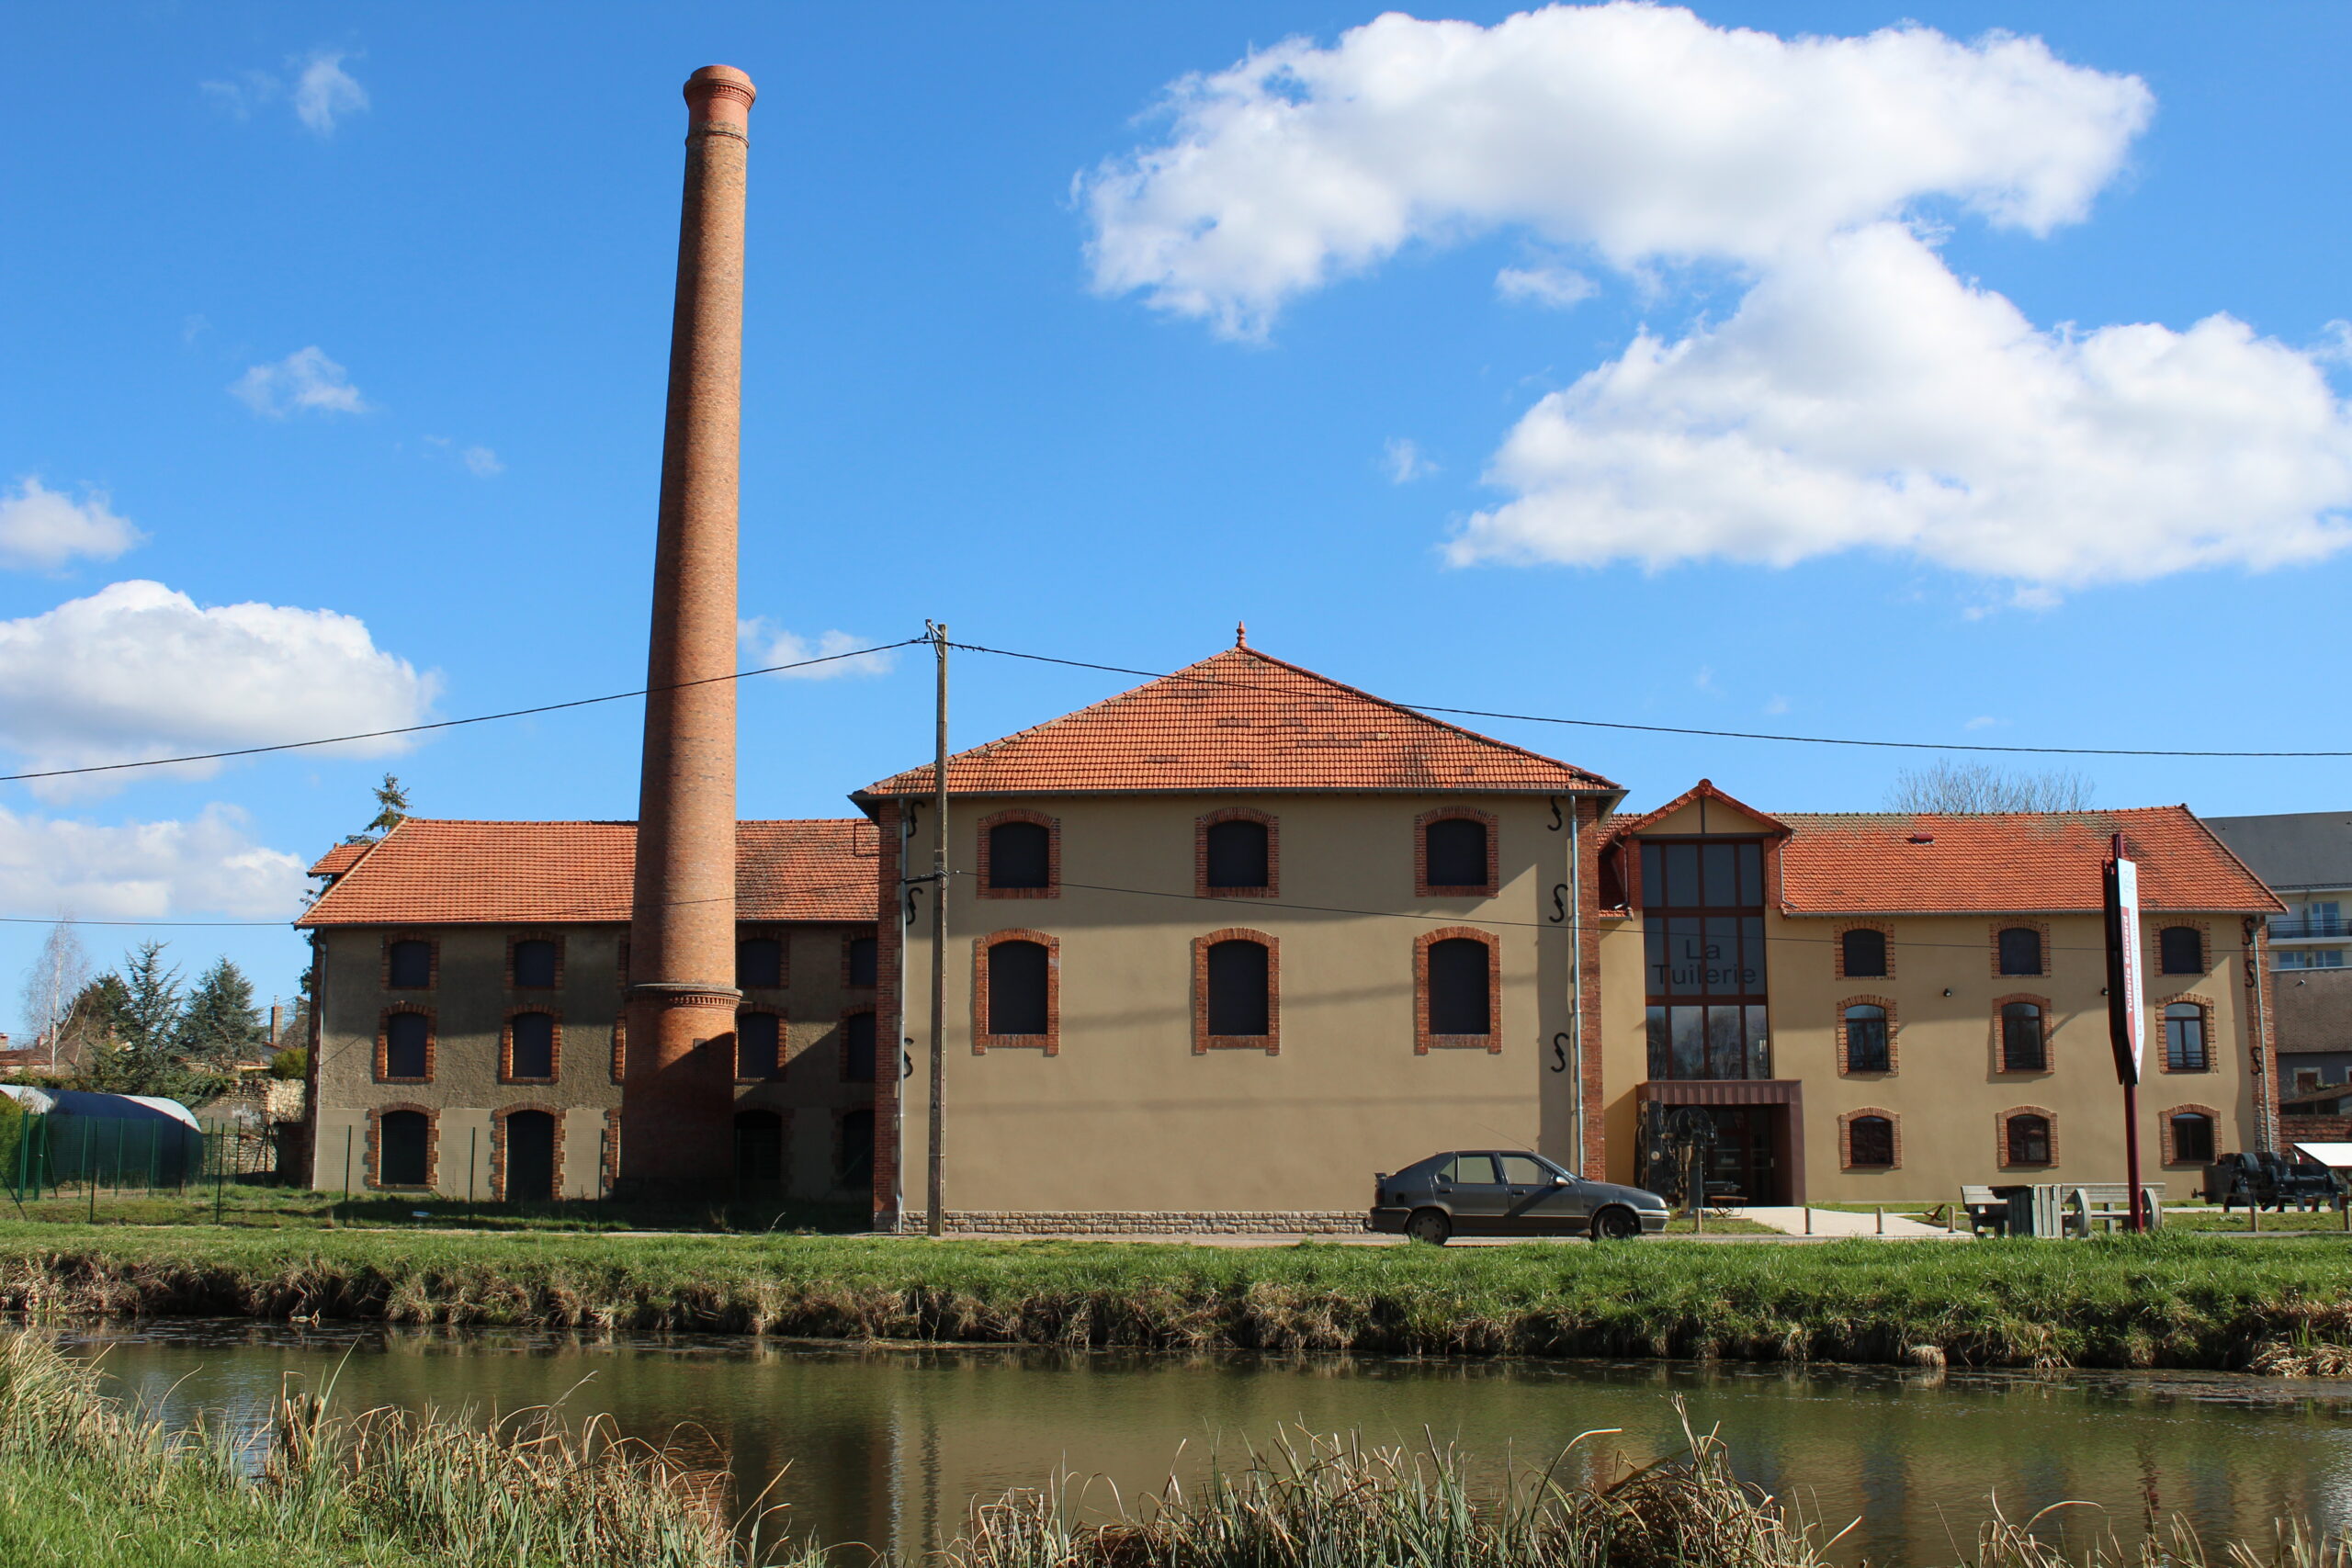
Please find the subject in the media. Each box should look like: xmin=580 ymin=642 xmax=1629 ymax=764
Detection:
xmin=1196 ymin=807 xmax=1279 ymax=898
xmin=1416 ymin=809 xmax=1498 ymax=897
xmin=1839 ymin=1109 xmax=1900 ymax=1169
xmin=508 ymin=932 xmax=564 ymax=989
xmin=376 ymin=1004 xmax=435 ymax=1084
xmin=1193 ymin=928 xmax=1279 ymax=1054
xmin=978 ymin=810 xmax=1059 ymax=898
xmin=1993 ymin=994 xmax=2053 ymax=1074
xmin=972 ymin=929 xmax=1058 ymax=1053
xmin=1998 ymin=1106 xmax=2058 ymax=1168
xmin=490 ymin=1104 xmax=566 ymax=1201
xmin=1837 ymin=996 xmax=1896 ymax=1075
xmin=2158 ymin=995 xmax=2214 ymax=1073
xmin=367 ymin=1104 xmax=437 ymax=1189
xmin=1836 ymin=924 xmax=1893 ymax=980
xmin=2162 ymin=1104 xmax=2220 ymax=1165
xmin=383 ymin=932 xmax=438 ymax=989
xmin=499 ymin=1008 xmax=561 ymax=1084
xmin=1415 ymin=927 xmax=1502 ymax=1053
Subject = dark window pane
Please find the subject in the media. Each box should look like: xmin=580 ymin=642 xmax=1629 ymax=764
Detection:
xmin=2007 ymin=1114 xmax=2051 ymax=1165
xmin=734 ymin=1110 xmax=784 ymax=1184
xmin=988 ymin=822 xmax=1051 ymax=889
xmin=1746 ymin=1006 xmax=1772 ymax=1078
xmin=737 ymin=937 xmax=784 ymax=989
xmin=1845 ymin=1006 xmax=1890 ymax=1072
xmin=837 ymin=1109 xmax=875 ymax=1187
xmin=1706 ymin=1006 xmax=1744 ymax=1077
xmin=1670 ymin=1006 xmax=1705 ymax=1078
xmin=843 ymin=1011 xmax=876 ymax=1081
xmin=387 ymin=940 xmax=432 ymax=989
xmin=736 ymin=1011 xmax=780 ymax=1079
xmin=1425 ymin=818 xmax=1487 ymax=888
xmin=2165 ymin=1003 xmax=2208 ymax=1071
xmin=1664 ymin=844 xmax=1700 ymax=908
xmin=2001 ymin=1002 xmax=2046 ymax=1072
xmin=988 ymin=941 xmax=1050 ymax=1035
xmin=1705 ymin=916 xmax=1740 ymax=995
xmin=1842 ymin=929 xmax=1887 ymax=978
xmin=513 ymin=939 xmax=558 ymax=988
xmin=1599 ymin=845 xmax=1628 ymax=908
xmin=1205 ymin=940 xmax=1271 ymax=1035
xmin=1997 ymin=928 xmax=2041 ymax=976
xmin=1737 ymin=843 xmax=1764 ymax=907
xmin=1640 ymin=843 xmax=1663 ymax=906
xmin=1702 ymin=843 xmax=1737 ymax=907
xmin=1850 ymin=1116 xmax=1894 ymax=1167
xmin=1645 ymin=1006 xmax=1669 ymax=1079
xmin=1205 ymin=819 xmax=1271 ymax=889
xmin=509 ymin=1011 xmax=555 ymax=1078
xmin=384 ymin=1012 xmax=429 ymax=1079
xmin=1427 ymin=938 xmax=1490 ymax=1034
xmin=2171 ymin=1112 xmax=2214 ymax=1164
xmin=379 ymin=1110 xmax=429 ymax=1186
xmin=847 ymin=936 xmax=878 ymax=987
xmin=2160 ymin=927 xmax=2203 ymax=976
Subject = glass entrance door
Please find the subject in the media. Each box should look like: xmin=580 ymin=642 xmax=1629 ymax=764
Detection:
xmin=1701 ymin=1108 xmax=1783 ymax=1206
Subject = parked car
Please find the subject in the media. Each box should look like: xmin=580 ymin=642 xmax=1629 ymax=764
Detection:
xmin=1369 ymin=1150 xmax=1669 ymax=1244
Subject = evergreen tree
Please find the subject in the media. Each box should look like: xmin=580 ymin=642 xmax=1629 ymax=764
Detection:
xmin=344 ymin=773 xmax=411 ymax=845
xmin=177 ymin=956 xmax=266 ymax=1068
xmin=53 ymin=973 xmax=130 ymax=1068
xmin=74 ymin=943 xmax=224 ymax=1103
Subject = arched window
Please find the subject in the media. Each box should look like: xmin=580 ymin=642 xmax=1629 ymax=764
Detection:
xmin=734 ymin=1109 xmax=784 ymax=1187
xmin=1423 ymin=817 xmax=1490 ymax=892
xmin=845 ymin=936 xmax=878 ymax=987
xmin=2159 ymin=927 xmax=2204 ymax=976
xmin=987 ymin=940 xmax=1050 ymax=1035
xmin=986 ymin=821 xmax=1052 ymax=891
xmin=512 ymin=938 xmax=559 ymax=989
xmin=2165 ymin=1002 xmax=2210 ymax=1072
xmin=1427 ymin=937 xmax=1492 ymax=1036
xmin=2168 ymin=1111 xmax=2216 ymax=1165
xmin=737 ymin=936 xmax=784 ymax=989
xmin=1204 ymin=819 xmax=1271 ymax=891
xmin=837 ymin=1109 xmax=876 ymax=1188
xmin=1849 ymin=1114 xmax=1895 ymax=1168
xmin=1841 ymin=929 xmax=1887 ymax=978
xmin=2006 ymin=1112 xmax=2052 ymax=1166
xmin=2000 ymin=1002 xmax=2046 ymax=1072
xmin=1996 ymin=927 xmax=2042 ymax=976
xmin=842 ymin=1010 xmax=876 ymax=1082
xmin=382 ymin=1011 xmax=430 ymax=1080
xmin=1843 ymin=1005 xmax=1890 ymax=1073
xmin=1205 ymin=939 xmax=1270 ymax=1037
xmin=378 ymin=1110 xmax=430 ymax=1187
xmin=506 ymin=1011 xmax=556 ymax=1080
xmin=736 ymin=1010 xmax=782 ymax=1080
xmin=387 ymin=939 xmax=433 ymax=989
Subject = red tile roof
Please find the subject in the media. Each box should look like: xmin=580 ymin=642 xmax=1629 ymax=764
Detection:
xmin=859 ymin=645 xmax=1616 ymax=797
xmin=297 ymin=818 xmax=879 ymax=928
xmin=1773 ymin=807 xmax=2281 ymax=915
xmin=308 ymin=841 xmax=372 ymax=878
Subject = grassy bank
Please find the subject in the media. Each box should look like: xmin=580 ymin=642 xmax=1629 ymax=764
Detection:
xmin=0 ymin=1183 xmax=870 ymax=1234
xmin=3 ymin=1224 xmax=2350 ymax=1371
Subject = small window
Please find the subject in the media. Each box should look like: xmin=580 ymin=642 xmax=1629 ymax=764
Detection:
xmin=1997 ymin=927 xmax=2042 ymax=976
xmin=1438 ymin=1154 xmax=1500 ymax=1185
xmin=1841 ymin=929 xmax=1887 ymax=978
xmin=387 ymin=940 xmax=433 ymax=989
xmin=987 ymin=822 xmax=1051 ymax=890
xmin=2165 ymin=1002 xmax=2209 ymax=1072
xmin=1204 ymin=939 xmax=1271 ymax=1037
xmin=1843 ymin=1005 xmax=1890 ymax=1073
xmin=1427 ymin=938 xmax=1491 ymax=1035
xmin=838 ymin=1109 xmax=876 ymax=1188
xmin=737 ymin=936 xmax=784 ymax=989
xmin=1425 ymin=818 xmax=1488 ymax=890
xmin=846 ymin=936 xmax=878 ymax=987
xmin=2159 ymin=927 xmax=2203 ymax=976
xmin=2000 ymin=1002 xmax=2046 ymax=1072
xmin=2169 ymin=1111 xmax=2215 ymax=1165
xmin=378 ymin=1110 xmax=429 ymax=1187
xmin=1205 ymin=819 xmax=1271 ymax=890
xmin=737 ymin=1010 xmax=782 ymax=1080
xmin=1495 ymin=1154 xmax=1548 ymax=1186
xmin=987 ymin=940 xmax=1050 ymax=1035
xmin=1849 ymin=1115 xmax=1894 ymax=1168
xmin=383 ymin=1012 xmax=430 ymax=1079
xmin=842 ymin=1011 xmax=876 ymax=1082
xmin=508 ymin=1011 xmax=556 ymax=1079
xmin=2006 ymin=1112 xmax=2052 ymax=1166
xmin=513 ymin=939 xmax=559 ymax=989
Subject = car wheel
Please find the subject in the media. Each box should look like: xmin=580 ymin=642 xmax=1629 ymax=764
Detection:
xmin=1405 ymin=1208 xmax=1453 ymax=1246
xmin=1591 ymin=1205 xmax=1641 ymax=1241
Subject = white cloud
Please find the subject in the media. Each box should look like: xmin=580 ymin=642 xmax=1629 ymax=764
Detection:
xmin=1383 ymin=437 xmax=1436 ymax=483
xmin=461 ymin=446 xmax=503 ymax=478
xmin=1763 ymin=694 xmax=1790 ymax=716
xmin=0 ymin=804 xmax=305 ymax=920
xmin=230 ymin=347 xmax=368 ymax=418
xmin=1964 ymin=716 xmax=2000 ymax=729
xmin=0 ymin=479 xmax=143 ymax=571
xmin=0 ymin=581 xmax=436 ymax=799
xmin=292 ymin=51 xmax=368 ymax=136
xmin=200 ymin=71 xmax=279 ymax=120
xmin=738 ymin=620 xmax=899 ymax=680
xmin=1497 ymin=265 xmax=1597 ymax=310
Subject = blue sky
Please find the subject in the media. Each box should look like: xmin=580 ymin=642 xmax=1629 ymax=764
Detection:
xmin=3 ymin=2 xmax=2348 ymax=1032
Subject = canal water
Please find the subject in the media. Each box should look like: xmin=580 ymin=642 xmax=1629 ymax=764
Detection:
xmin=50 ymin=1321 xmax=2352 ymax=1563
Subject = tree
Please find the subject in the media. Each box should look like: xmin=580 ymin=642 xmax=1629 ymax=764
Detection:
xmin=73 ymin=942 xmax=225 ymax=1104
xmin=345 ymin=773 xmax=411 ymax=844
xmin=1886 ymin=761 xmax=2095 ymax=815
xmin=17 ymin=919 xmax=91 ymax=1068
xmin=177 ymin=956 xmax=267 ymax=1069
xmin=51 ymin=973 xmax=129 ymax=1070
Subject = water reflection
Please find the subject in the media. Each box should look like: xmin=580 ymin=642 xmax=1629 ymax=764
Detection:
xmin=48 ymin=1321 xmax=2352 ymax=1563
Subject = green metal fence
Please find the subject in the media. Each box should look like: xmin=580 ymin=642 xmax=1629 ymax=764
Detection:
xmin=2 ymin=1113 xmax=280 ymax=1216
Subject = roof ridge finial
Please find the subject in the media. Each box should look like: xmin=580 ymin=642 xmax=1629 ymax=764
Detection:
xmin=1236 ymin=620 xmax=1248 ymax=648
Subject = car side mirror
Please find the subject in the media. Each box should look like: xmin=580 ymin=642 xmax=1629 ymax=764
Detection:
xmin=1553 ymin=1174 xmax=1572 ymax=1186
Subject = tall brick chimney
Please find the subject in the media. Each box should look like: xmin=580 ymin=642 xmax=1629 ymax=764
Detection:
xmin=620 ymin=64 xmax=756 ymax=1194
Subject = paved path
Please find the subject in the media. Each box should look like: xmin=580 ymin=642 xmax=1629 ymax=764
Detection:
xmin=1740 ymin=1206 xmax=1961 ymax=1238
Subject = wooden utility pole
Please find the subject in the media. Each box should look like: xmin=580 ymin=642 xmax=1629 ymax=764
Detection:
xmin=927 ymin=621 xmax=949 ymax=1237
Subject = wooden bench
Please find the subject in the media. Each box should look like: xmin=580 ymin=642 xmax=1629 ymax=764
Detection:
xmin=1958 ymin=1185 xmax=2010 ymax=1236
xmin=2061 ymin=1183 xmax=2164 ymax=1235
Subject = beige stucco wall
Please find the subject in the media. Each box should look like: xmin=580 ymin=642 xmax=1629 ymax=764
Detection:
xmin=891 ymin=791 xmax=1591 ymax=1214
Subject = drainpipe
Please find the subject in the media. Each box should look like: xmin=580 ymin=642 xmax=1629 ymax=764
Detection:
xmin=2248 ymin=916 xmax=2276 ymax=1152
xmin=1568 ymin=801 xmax=1586 ymax=1176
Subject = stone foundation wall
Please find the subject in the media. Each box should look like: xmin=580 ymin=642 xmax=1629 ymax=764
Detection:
xmin=888 ymin=1210 xmax=1370 ymax=1235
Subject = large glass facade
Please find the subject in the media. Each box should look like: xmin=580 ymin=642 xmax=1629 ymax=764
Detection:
xmin=1642 ymin=839 xmax=1771 ymax=1080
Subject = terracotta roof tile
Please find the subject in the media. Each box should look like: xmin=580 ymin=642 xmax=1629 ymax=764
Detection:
xmin=307 ymin=841 xmax=373 ymax=877
xmin=859 ymin=645 xmax=1615 ymax=797
xmin=297 ymin=818 xmax=878 ymax=928
xmin=1773 ymin=807 xmax=2281 ymax=916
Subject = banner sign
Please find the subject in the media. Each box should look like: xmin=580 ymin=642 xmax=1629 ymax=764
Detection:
xmin=2104 ymin=854 xmax=2145 ymax=1085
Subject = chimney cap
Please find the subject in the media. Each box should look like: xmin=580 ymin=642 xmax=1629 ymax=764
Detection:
xmin=684 ymin=64 xmax=756 ymax=125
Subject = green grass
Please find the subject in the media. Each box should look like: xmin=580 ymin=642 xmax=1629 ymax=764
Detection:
xmin=2 ymin=1224 xmax=2349 ymax=1371
xmin=0 ymin=1182 xmax=870 ymax=1235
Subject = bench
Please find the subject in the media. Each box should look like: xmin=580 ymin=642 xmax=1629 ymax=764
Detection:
xmin=1958 ymin=1185 xmax=2010 ymax=1236
xmin=2061 ymin=1183 xmax=2165 ymax=1236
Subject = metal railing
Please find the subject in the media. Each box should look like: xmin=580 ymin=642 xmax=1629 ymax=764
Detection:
xmin=2273 ymin=914 xmax=2347 ymax=941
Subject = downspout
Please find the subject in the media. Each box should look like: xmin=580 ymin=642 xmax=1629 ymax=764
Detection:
xmin=1568 ymin=801 xmax=1586 ymax=1176
xmin=2248 ymin=915 xmax=2275 ymax=1152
